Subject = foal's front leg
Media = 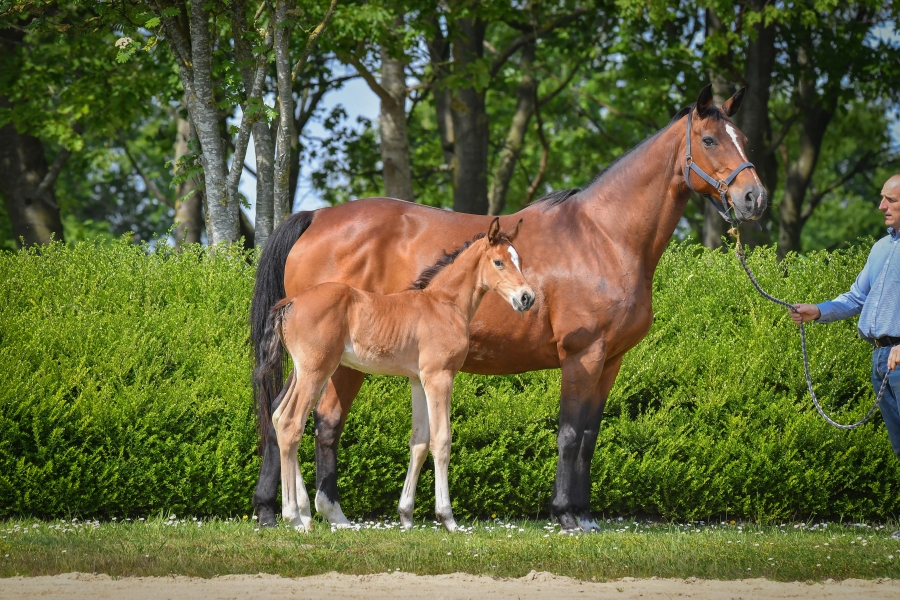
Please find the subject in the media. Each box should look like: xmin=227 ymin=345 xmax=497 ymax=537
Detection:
xmin=273 ymin=371 xmax=321 ymax=531
xmin=423 ymin=371 xmax=457 ymax=532
xmin=398 ymin=377 xmax=430 ymax=529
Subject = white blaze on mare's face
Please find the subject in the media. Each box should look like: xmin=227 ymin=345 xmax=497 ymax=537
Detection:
xmin=725 ymin=123 xmax=763 ymax=190
xmin=507 ymin=245 xmax=521 ymax=272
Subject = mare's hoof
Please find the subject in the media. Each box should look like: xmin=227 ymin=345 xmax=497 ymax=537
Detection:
xmin=576 ymin=513 xmax=601 ymax=532
xmin=555 ymin=511 xmax=579 ymax=532
xmin=256 ymin=505 xmax=278 ymax=527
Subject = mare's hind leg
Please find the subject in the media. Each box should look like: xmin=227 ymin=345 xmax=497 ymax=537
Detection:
xmin=314 ymin=366 xmax=365 ymax=527
xmin=398 ymin=377 xmax=430 ymax=529
xmin=274 ymin=370 xmax=326 ymax=531
xmin=422 ymin=371 xmax=457 ymax=532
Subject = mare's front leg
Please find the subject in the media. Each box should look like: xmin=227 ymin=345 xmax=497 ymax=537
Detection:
xmin=273 ymin=370 xmax=324 ymax=531
xmin=423 ymin=371 xmax=457 ymax=532
xmin=253 ymin=369 xmax=293 ymax=527
xmin=313 ymin=366 xmax=365 ymax=527
xmin=398 ymin=377 xmax=430 ymax=529
xmin=571 ymin=355 xmax=622 ymax=532
xmin=551 ymin=343 xmax=606 ymax=531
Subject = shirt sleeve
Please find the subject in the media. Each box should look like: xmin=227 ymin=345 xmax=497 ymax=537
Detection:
xmin=815 ymin=254 xmax=872 ymax=323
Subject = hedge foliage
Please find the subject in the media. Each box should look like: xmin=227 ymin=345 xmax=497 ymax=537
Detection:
xmin=1 ymin=238 xmax=897 ymax=522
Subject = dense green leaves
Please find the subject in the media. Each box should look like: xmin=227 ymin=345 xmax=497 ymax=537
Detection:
xmin=1 ymin=241 xmax=897 ymax=521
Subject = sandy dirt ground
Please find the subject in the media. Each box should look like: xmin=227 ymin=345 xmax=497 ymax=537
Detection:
xmin=1 ymin=571 xmax=897 ymax=599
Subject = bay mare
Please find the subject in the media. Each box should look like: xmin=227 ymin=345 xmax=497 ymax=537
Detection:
xmin=255 ymin=219 xmax=533 ymax=531
xmin=250 ymin=85 xmax=768 ymax=531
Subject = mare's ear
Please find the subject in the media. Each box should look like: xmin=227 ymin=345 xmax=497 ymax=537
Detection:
xmin=504 ymin=219 xmax=522 ymax=243
xmin=722 ymin=87 xmax=746 ymax=117
xmin=487 ymin=217 xmax=501 ymax=245
xmin=696 ymin=84 xmax=713 ymax=117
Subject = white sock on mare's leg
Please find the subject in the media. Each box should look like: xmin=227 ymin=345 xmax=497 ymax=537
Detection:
xmin=315 ymin=491 xmax=351 ymax=527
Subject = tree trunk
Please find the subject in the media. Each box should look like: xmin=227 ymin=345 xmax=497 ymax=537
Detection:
xmin=273 ymin=0 xmax=296 ymax=226
xmin=426 ymin=18 xmax=455 ymax=168
xmin=232 ymin=0 xmax=274 ymax=248
xmin=0 ymin=117 xmax=65 ymax=247
xmin=379 ymin=37 xmax=414 ymax=201
xmin=487 ymin=42 xmax=536 ymax=216
xmin=778 ymin=49 xmax=835 ymax=259
xmin=702 ymin=8 xmax=733 ymax=249
xmin=733 ymin=0 xmax=777 ymax=247
xmin=173 ymin=114 xmax=203 ymax=247
xmin=778 ymin=104 xmax=834 ymax=258
xmin=450 ymin=16 xmax=489 ymax=214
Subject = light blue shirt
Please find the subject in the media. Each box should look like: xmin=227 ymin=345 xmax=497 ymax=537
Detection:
xmin=816 ymin=227 xmax=900 ymax=343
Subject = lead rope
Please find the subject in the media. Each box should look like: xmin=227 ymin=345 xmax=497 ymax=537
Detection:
xmin=728 ymin=228 xmax=888 ymax=430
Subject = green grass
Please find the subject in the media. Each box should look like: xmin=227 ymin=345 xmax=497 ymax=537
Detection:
xmin=2 ymin=516 xmax=900 ymax=581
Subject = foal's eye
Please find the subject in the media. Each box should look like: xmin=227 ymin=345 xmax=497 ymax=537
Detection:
xmin=702 ymin=136 xmax=717 ymax=147
xmin=493 ymin=259 xmax=504 ymax=267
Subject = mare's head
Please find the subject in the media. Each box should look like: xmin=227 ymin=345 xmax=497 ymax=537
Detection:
xmin=679 ymin=85 xmax=768 ymax=223
xmin=480 ymin=218 xmax=535 ymax=312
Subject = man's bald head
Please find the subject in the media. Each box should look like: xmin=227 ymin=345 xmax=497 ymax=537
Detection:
xmin=882 ymin=174 xmax=900 ymax=199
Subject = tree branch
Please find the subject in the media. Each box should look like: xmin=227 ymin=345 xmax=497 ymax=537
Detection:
xmin=524 ymin=88 xmax=549 ymax=205
xmin=342 ymin=49 xmax=397 ymax=109
xmin=801 ymin=151 xmax=875 ymax=222
xmin=571 ymin=86 xmax=659 ymax=132
xmin=118 ymin=130 xmax=173 ymax=208
xmin=33 ymin=147 xmax=70 ymax=208
xmin=489 ymin=8 xmax=589 ymax=80
xmin=290 ymin=0 xmax=338 ymax=83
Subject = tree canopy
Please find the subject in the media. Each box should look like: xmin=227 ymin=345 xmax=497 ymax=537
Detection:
xmin=1 ymin=0 xmax=897 ymax=254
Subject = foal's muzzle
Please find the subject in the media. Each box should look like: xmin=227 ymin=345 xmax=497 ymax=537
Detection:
xmin=512 ymin=290 xmax=535 ymax=312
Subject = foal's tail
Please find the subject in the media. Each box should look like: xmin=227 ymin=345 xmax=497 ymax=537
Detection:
xmin=253 ymin=298 xmax=293 ymax=407
xmin=250 ymin=211 xmax=315 ymax=453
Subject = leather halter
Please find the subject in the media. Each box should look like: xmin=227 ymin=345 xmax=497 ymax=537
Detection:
xmin=684 ymin=110 xmax=755 ymax=224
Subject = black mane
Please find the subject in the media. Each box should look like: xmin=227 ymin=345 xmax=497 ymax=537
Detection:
xmin=410 ymin=233 xmax=487 ymax=290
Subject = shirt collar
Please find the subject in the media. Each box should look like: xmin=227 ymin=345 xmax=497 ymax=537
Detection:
xmin=890 ymin=227 xmax=898 ymax=238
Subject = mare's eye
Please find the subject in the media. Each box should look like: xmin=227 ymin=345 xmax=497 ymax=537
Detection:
xmin=493 ymin=260 xmax=504 ymax=267
xmin=702 ymin=136 xmax=717 ymax=147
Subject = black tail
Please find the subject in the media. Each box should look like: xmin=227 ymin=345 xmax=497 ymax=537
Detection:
xmin=250 ymin=211 xmax=315 ymax=453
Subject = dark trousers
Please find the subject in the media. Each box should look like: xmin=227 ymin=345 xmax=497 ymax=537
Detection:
xmin=872 ymin=346 xmax=900 ymax=457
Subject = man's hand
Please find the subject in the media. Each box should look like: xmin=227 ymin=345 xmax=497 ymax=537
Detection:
xmin=790 ymin=304 xmax=821 ymax=325
xmin=890 ymin=345 xmax=900 ymax=372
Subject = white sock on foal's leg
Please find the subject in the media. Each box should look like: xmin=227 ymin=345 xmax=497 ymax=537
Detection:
xmin=399 ymin=378 xmax=430 ymax=530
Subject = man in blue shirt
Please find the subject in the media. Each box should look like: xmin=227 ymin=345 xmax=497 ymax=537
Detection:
xmin=791 ymin=175 xmax=900 ymax=462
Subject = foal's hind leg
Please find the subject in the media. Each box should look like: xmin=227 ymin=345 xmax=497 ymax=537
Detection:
xmin=274 ymin=370 xmax=326 ymax=531
xmin=398 ymin=377 xmax=430 ymax=530
xmin=422 ymin=371 xmax=457 ymax=532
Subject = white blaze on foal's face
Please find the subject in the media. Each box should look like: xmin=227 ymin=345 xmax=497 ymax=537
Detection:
xmin=507 ymin=245 xmax=521 ymax=272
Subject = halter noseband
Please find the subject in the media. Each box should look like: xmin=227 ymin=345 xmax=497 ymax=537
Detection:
xmin=684 ymin=110 xmax=755 ymax=224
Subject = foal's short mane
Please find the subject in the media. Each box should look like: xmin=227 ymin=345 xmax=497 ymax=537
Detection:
xmin=532 ymin=103 xmax=727 ymax=209
xmin=411 ymin=231 xmax=509 ymax=290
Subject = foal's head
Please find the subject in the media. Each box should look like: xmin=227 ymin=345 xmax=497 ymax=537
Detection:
xmin=679 ymin=85 xmax=768 ymax=223
xmin=479 ymin=218 xmax=535 ymax=312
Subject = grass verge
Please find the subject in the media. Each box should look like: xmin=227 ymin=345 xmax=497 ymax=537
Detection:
xmin=2 ymin=516 xmax=899 ymax=581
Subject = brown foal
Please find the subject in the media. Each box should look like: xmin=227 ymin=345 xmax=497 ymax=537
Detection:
xmin=258 ymin=218 xmax=534 ymax=531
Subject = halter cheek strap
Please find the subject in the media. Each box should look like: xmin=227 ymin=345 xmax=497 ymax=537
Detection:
xmin=685 ymin=111 xmax=755 ymax=224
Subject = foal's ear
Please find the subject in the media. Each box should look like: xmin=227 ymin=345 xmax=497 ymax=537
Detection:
xmin=487 ymin=217 xmax=501 ymax=245
xmin=504 ymin=219 xmax=523 ymax=243
xmin=696 ymin=84 xmax=713 ymax=117
xmin=722 ymin=86 xmax=746 ymax=117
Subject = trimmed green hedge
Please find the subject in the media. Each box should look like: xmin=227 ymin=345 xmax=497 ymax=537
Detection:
xmin=1 ymin=239 xmax=897 ymax=521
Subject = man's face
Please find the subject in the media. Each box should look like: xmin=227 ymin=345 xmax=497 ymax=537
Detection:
xmin=879 ymin=177 xmax=900 ymax=230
